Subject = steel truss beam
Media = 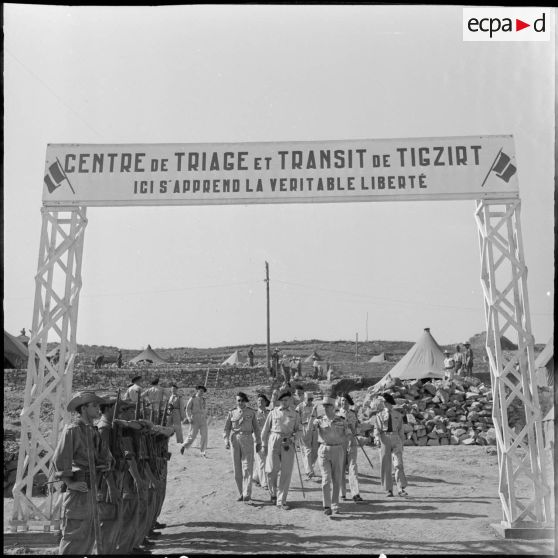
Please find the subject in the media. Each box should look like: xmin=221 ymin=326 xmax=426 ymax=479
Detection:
xmin=10 ymin=207 xmax=87 ymax=532
xmin=475 ymin=198 xmax=551 ymax=527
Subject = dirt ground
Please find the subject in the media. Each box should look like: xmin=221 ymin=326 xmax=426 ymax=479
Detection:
xmin=4 ymin=420 xmax=555 ymax=556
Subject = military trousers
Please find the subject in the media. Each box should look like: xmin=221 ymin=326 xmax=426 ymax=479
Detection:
xmin=341 ymin=442 xmax=360 ymax=497
xmin=317 ymin=444 xmax=344 ymax=510
xmin=230 ymin=432 xmax=255 ymax=498
xmin=183 ymin=413 xmax=208 ymax=452
xmin=58 ymin=489 xmax=96 ymax=555
xmin=253 ymin=446 xmax=268 ymax=488
xmin=379 ymin=432 xmax=407 ymax=493
xmin=265 ymin=432 xmax=295 ymax=506
xmin=299 ymin=426 xmax=319 ymax=476
xmin=170 ymin=410 xmax=184 ymax=444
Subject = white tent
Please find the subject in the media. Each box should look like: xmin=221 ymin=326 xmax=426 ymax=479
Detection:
xmin=369 ymin=352 xmax=388 ymax=363
xmin=221 ymin=350 xmax=245 ymax=366
xmin=129 ymin=345 xmax=167 ymax=365
xmin=371 ymin=328 xmax=446 ymax=390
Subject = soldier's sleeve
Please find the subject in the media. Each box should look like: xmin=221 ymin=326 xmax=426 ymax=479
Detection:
xmin=261 ymin=411 xmax=272 ymax=444
xmin=223 ymin=411 xmax=232 ymax=440
xmin=52 ymin=425 xmax=75 ymax=480
xmin=252 ymin=411 xmax=261 ymax=446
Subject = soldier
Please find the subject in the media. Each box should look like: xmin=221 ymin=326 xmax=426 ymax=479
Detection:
xmin=453 ymin=345 xmax=464 ymax=376
xmin=253 ymin=393 xmax=271 ymax=490
xmin=52 ymin=390 xmax=113 ymax=554
xmin=261 ymin=389 xmax=301 ymax=510
xmin=248 ymin=346 xmax=255 ymax=367
xmin=123 ymin=375 xmax=142 ymax=403
xmin=96 ymin=394 xmax=135 ymax=554
xmin=374 ymin=392 xmax=408 ymax=497
xmin=295 ymin=391 xmax=319 ymax=481
xmin=292 ymin=384 xmax=305 ymax=408
xmin=443 ymin=350 xmax=456 ymax=381
xmin=167 ymin=383 xmax=185 ymax=444
xmin=464 ymin=342 xmax=474 ymax=375
xmin=337 ymin=393 xmax=364 ymax=502
xmin=142 ymin=377 xmax=165 ymax=416
xmin=223 ymin=392 xmax=262 ymax=502
xmin=311 ymin=395 xmax=351 ymax=516
xmin=180 ymin=385 xmax=209 ymax=457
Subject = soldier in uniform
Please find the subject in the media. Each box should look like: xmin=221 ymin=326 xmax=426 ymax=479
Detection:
xmin=261 ymin=389 xmax=301 ymax=510
xmin=374 ymin=392 xmax=408 ymax=497
xmin=180 ymin=385 xmax=208 ymax=457
xmin=52 ymin=390 xmax=113 ymax=554
xmin=123 ymin=375 xmax=143 ymax=403
xmin=311 ymin=395 xmax=351 ymax=516
xmin=223 ymin=392 xmax=262 ymax=502
xmin=167 ymin=383 xmax=185 ymax=444
xmin=337 ymin=393 xmax=364 ymax=502
xmin=142 ymin=377 xmax=166 ymax=419
xmin=296 ymin=391 xmax=319 ymax=481
xmin=253 ymin=393 xmax=271 ymax=490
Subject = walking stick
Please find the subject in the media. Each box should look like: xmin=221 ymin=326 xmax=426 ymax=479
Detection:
xmin=293 ymin=438 xmax=306 ymax=499
xmin=352 ymin=432 xmax=375 ymax=472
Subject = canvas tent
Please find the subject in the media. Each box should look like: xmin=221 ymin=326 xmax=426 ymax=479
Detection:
xmin=4 ymin=330 xmax=29 ymax=369
xmin=221 ymin=350 xmax=245 ymax=366
xmin=535 ymin=338 xmax=553 ymax=387
xmin=371 ymin=327 xmax=446 ymax=391
xmin=369 ymin=352 xmax=388 ymax=363
xmin=129 ymin=345 xmax=167 ymax=365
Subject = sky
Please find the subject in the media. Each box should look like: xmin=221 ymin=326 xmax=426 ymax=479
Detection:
xmin=3 ymin=4 xmax=555 ymax=350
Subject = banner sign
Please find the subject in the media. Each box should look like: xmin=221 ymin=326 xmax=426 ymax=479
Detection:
xmin=42 ymin=136 xmax=519 ymax=206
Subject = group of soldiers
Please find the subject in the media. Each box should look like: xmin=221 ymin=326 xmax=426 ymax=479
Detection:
xmin=443 ymin=342 xmax=474 ymax=380
xmin=51 ymin=376 xmax=408 ymax=554
xmin=222 ymin=385 xmax=408 ymax=516
xmin=51 ymin=385 xmax=174 ymax=555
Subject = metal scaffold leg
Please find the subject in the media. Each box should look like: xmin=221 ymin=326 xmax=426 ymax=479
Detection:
xmin=10 ymin=206 xmax=87 ymax=532
xmin=475 ymin=198 xmax=553 ymax=538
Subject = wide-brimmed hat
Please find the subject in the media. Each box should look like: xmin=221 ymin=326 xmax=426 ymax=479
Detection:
xmin=277 ymin=389 xmax=292 ymax=401
xmin=131 ymin=375 xmax=142 ymax=383
xmin=195 ymin=385 xmax=207 ymax=392
xmin=321 ymin=396 xmax=337 ymax=406
xmin=256 ymin=393 xmax=270 ymax=405
xmin=67 ymin=390 xmax=105 ymax=412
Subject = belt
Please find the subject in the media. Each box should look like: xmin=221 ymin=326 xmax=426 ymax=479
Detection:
xmin=320 ymin=443 xmax=341 ymax=447
xmin=233 ymin=431 xmax=253 ymax=435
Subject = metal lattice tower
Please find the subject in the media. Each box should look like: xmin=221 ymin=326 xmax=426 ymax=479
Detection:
xmin=475 ymin=198 xmax=551 ymax=527
xmin=10 ymin=207 xmax=87 ymax=532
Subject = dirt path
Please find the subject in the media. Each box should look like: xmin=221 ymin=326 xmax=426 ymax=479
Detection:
xmin=4 ymin=421 xmax=554 ymax=555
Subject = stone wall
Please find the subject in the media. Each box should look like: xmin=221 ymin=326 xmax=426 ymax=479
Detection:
xmin=4 ymin=365 xmax=270 ymax=393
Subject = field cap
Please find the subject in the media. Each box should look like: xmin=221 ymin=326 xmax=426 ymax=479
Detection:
xmin=236 ymin=391 xmax=249 ymax=402
xmin=340 ymin=392 xmax=354 ymax=406
xmin=131 ymin=375 xmax=142 ymax=383
xmin=67 ymin=390 xmax=104 ymax=412
xmin=257 ymin=393 xmax=270 ymax=405
xmin=277 ymin=389 xmax=292 ymax=401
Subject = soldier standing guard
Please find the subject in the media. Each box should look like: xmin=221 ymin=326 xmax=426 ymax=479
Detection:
xmin=52 ymin=390 xmax=113 ymax=555
xmin=311 ymin=395 xmax=351 ymax=516
xmin=261 ymin=390 xmax=301 ymax=510
xmin=253 ymin=393 xmax=271 ymax=489
xmin=223 ymin=392 xmax=262 ymax=502
xmin=337 ymin=393 xmax=364 ymax=502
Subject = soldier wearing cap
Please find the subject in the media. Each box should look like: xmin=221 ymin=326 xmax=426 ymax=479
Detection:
xmin=253 ymin=393 xmax=271 ymax=489
xmin=52 ymin=390 xmax=113 ymax=554
xmin=374 ymin=392 xmax=408 ymax=497
xmin=443 ymin=350 xmax=456 ymax=380
xmin=337 ymin=393 xmax=364 ymax=502
xmin=311 ymin=395 xmax=351 ymax=516
xmin=167 ymin=383 xmax=185 ymax=444
xmin=296 ymin=391 xmax=319 ymax=480
xmin=123 ymin=375 xmax=143 ymax=403
xmin=181 ymin=385 xmax=209 ymax=456
xmin=261 ymin=389 xmax=301 ymax=510
xmin=224 ymin=392 xmax=262 ymax=502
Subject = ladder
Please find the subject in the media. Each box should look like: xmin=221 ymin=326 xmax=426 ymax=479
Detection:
xmin=204 ymin=367 xmax=220 ymax=390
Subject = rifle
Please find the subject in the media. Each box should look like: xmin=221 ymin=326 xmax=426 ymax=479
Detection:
xmin=84 ymin=423 xmax=103 ymax=554
xmin=111 ymin=389 xmax=121 ymax=427
xmin=135 ymin=397 xmax=141 ymax=421
xmin=161 ymin=399 xmax=170 ymax=426
xmin=157 ymin=400 xmax=164 ymax=425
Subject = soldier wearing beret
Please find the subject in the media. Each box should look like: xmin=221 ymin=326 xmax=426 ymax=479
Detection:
xmin=261 ymin=390 xmax=301 ymax=510
xmin=52 ymin=391 xmax=113 ymax=554
xmin=224 ymin=392 xmax=262 ymax=502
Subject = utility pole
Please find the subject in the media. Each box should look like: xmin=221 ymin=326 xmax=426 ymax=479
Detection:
xmin=355 ymin=332 xmax=359 ymax=362
xmin=265 ymin=261 xmax=270 ymax=374
xmin=366 ymin=312 xmax=368 ymax=343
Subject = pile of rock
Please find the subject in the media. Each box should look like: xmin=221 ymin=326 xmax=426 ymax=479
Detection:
xmin=358 ymin=376 xmax=500 ymax=446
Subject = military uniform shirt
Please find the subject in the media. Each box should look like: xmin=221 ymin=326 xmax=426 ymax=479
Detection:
xmin=374 ymin=408 xmax=404 ymax=439
xmin=224 ymin=407 xmax=262 ymax=444
xmin=261 ymin=407 xmax=301 ymax=440
xmin=314 ymin=415 xmax=350 ymax=446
